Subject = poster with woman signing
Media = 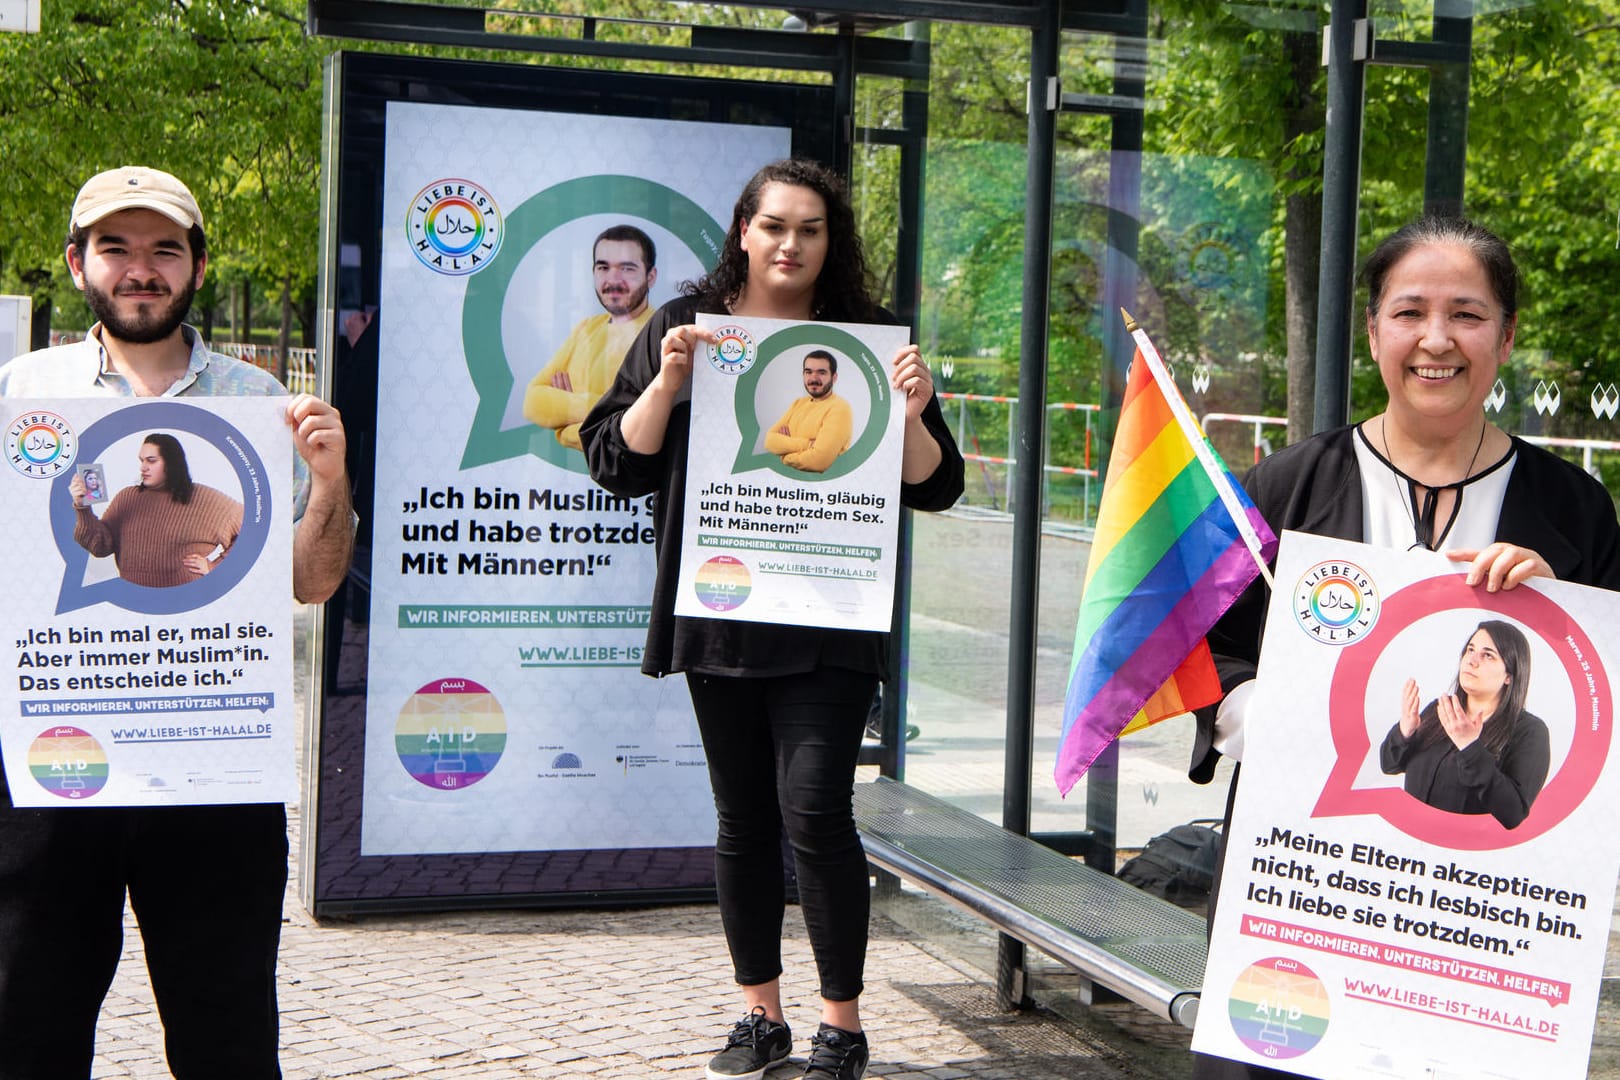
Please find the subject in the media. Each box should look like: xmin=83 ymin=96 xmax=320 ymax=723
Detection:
xmin=1192 ymin=531 xmax=1620 ymax=1078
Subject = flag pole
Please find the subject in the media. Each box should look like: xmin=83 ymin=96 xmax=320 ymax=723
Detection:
xmin=1121 ymin=309 xmax=1275 ymax=590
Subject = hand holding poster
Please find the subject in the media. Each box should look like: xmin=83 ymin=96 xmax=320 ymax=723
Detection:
xmin=674 ymin=313 xmax=910 ymax=631
xmin=2 ymin=397 xmax=295 ymax=806
xmin=1192 ymin=531 xmax=1620 ymax=1078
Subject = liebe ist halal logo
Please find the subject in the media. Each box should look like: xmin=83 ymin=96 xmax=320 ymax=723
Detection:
xmin=406 ymin=179 xmax=504 ymax=276
xmin=6 ymin=411 xmax=77 ymax=478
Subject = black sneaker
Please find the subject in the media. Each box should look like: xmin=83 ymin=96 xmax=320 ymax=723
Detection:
xmin=705 ymin=1006 xmax=792 ymax=1079
xmin=801 ymin=1025 xmax=868 ymax=1079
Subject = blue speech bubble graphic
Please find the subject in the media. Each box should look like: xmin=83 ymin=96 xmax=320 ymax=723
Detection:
xmin=52 ymin=402 xmax=272 ymax=615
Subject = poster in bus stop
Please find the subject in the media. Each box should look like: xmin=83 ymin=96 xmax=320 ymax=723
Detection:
xmin=1 ymin=397 xmax=294 ymax=807
xmin=359 ymin=100 xmax=789 ymax=855
xmin=1191 ymin=532 xmax=1620 ymax=1078
xmin=674 ymin=312 xmax=910 ymax=631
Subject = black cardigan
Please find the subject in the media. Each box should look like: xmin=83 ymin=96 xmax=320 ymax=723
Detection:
xmin=1379 ymin=708 xmax=1550 ymax=829
xmin=580 ymin=294 xmax=965 ymax=680
xmin=1190 ymin=425 xmax=1620 ymax=783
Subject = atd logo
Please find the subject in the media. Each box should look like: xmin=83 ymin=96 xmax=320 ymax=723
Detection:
xmin=406 ymin=179 xmax=504 ymax=276
xmin=6 ymin=411 xmax=77 ymax=478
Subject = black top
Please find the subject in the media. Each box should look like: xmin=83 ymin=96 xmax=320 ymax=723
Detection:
xmin=581 ymin=294 xmax=965 ymax=679
xmin=1379 ymin=708 xmax=1550 ymax=829
xmin=1190 ymin=424 xmax=1620 ymax=784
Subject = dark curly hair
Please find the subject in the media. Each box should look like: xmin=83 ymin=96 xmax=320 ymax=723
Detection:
xmin=142 ymin=432 xmax=196 ymax=505
xmin=685 ymin=159 xmax=881 ymax=321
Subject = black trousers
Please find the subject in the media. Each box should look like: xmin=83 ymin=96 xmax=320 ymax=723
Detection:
xmin=0 ymin=795 xmax=287 ymax=1080
xmin=688 ymin=667 xmax=877 ymax=1003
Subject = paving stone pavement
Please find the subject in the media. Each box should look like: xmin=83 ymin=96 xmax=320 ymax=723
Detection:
xmin=87 ymin=603 xmax=1193 ymax=1079
xmin=91 ymin=825 xmax=1188 ymax=1078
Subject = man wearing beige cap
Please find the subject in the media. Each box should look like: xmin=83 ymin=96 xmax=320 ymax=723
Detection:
xmin=0 ymin=166 xmax=354 ymax=1079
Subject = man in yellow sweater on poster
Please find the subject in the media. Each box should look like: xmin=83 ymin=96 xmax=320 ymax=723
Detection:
xmin=523 ymin=224 xmax=657 ymax=450
xmin=764 ymin=349 xmax=852 ymax=474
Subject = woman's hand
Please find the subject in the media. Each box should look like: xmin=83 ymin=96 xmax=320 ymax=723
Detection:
xmin=68 ymin=472 xmax=89 ymax=509
xmin=891 ymin=343 xmax=935 ymax=421
xmin=1437 ymin=693 xmax=1483 ymax=751
xmin=894 ymin=344 xmax=943 ymax=484
xmin=653 ymin=325 xmax=716 ymax=396
xmin=1399 ymin=678 xmax=1422 ymax=738
xmin=1445 ymin=543 xmax=1553 ymax=592
xmin=182 ymin=553 xmax=214 ymax=577
xmin=620 ymin=323 xmax=717 ymax=456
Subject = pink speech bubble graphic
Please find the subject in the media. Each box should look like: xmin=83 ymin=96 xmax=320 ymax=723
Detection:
xmin=1240 ymin=914 xmax=1572 ymax=1008
xmin=1313 ymin=576 xmax=1608 ymax=849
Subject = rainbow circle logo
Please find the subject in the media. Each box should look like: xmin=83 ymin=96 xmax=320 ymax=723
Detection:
xmin=395 ymin=677 xmax=508 ymax=790
xmin=27 ymin=725 xmax=109 ymax=800
xmin=706 ymin=325 xmax=757 ymax=376
xmin=694 ymin=555 xmax=752 ymax=612
xmin=1227 ymin=956 xmax=1330 ymax=1061
xmin=405 ymin=178 xmax=504 ymax=276
xmin=1292 ymin=558 xmax=1380 ymax=645
xmin=5 ymin=410 xmax=77 ymax=479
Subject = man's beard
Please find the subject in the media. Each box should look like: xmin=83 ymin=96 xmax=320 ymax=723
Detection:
xmin=84 ymin=277 xmax=196 ymax=345
xmin=598 ymin=280 xmax=650 ymax=318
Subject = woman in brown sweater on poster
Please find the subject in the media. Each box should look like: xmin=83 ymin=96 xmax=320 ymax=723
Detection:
xmin=70 ymin=433 xmax=242 ymax=588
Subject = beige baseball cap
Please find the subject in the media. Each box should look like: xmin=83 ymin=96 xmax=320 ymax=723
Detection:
xmin=70 ymin=166 xmax=204 ymax=232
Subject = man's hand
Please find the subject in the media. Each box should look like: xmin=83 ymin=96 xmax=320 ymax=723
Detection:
xmin=550 ymin=372 xmax=574 ymax=391
xmin=286 ymin=394 xmax=354 ymax=604
xmin=285 ymin=395 xmax=347 ymax=483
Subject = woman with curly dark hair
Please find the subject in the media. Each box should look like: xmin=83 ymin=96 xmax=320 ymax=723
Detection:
xmin=583 ymin=159 xmax=963 ymax=1080
xmin=1380 ymin=619 xmax=1547 ymax=829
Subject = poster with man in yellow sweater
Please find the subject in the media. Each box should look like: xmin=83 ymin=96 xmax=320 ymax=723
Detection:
xmin=762 ymin=349 xmax=850 ymax=474
xmin=522 ymin=224 xmax=656 ymax=450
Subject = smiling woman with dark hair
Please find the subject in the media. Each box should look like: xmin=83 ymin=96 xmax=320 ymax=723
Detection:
xmin=1380 ymin=619 xmax=1547 ymax=829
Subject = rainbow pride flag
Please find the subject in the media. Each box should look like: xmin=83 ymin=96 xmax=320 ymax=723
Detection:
xmin=1056 ymin=317 xmax=1277 ymax=795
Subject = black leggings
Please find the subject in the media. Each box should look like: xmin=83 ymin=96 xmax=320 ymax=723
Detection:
xmin=688 ymin=667 xmax=878 ymax=1002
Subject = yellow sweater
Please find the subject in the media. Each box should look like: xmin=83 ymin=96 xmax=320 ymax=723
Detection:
xmin=523 ymin=309 xmax=653 ymax=449
xmin=763 ymin=394 xmax=853 ymax=473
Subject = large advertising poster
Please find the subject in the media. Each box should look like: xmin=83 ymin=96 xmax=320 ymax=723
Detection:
xmin=2 ymin=398 xmax=294 ymax=806
xmin=1192 ymin=532 xmax=1620 ymax=1078
xmin=356 ymin=100 xmax=789 ymax=857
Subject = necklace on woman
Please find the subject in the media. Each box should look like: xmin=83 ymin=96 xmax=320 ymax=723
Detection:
xmin=1381 ymin=419 xmax=1486 ymax=552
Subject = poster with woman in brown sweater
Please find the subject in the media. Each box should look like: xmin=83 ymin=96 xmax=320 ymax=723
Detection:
xmin=68 ymin=432 xmax=243 ymax=588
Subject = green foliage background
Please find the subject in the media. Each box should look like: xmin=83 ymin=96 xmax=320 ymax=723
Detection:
xmin=4 ymin=0 xmax=1617 ymax=500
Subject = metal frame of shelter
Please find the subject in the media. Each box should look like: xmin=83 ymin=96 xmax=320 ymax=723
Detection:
xmin=308 ymin=0 xmax=1480 ymax=1009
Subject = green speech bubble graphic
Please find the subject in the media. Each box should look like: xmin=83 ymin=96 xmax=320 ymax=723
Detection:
xmin=461 ymin=176 xmax=725 ymax=472
xmin=729 ymin=324 xmax=892 ymax=482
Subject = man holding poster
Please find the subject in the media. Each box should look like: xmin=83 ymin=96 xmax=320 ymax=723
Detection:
xmin=1186 ymin=217 xmax=1620 ymax=1078
xmin=583 ymin=159 xmax=962 ymax=1080
xmin=0 ymin=166 xmax=353 ymax=1080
